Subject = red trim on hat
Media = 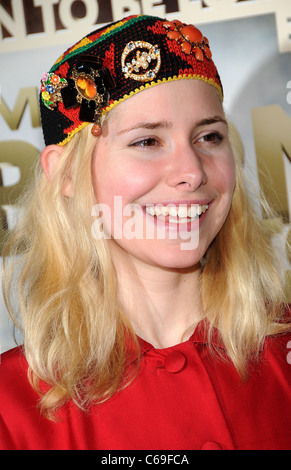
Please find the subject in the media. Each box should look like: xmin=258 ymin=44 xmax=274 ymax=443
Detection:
xmin=103 ymin=42 xmax=116 ymax=79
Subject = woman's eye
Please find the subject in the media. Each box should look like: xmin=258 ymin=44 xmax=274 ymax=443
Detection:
xmin=197 ymin=132 xmax=224 ymax=144
xmin=129 ymin=137 xmax=159 ymax=148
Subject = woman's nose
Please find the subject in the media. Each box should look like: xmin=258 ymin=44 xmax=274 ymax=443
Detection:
xmin=165 ymin=143 xmax=207 ymax=191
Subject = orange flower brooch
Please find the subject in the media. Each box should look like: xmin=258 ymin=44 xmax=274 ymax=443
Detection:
xmin=163 ymin=19 xmax=212 ymax=61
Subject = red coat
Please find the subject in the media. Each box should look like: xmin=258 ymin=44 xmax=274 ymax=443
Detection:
xmin=0 ymin=324 xmax=290 ymax=450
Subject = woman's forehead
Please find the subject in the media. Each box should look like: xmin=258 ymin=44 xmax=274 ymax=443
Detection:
xmin=107 ymin=79 xmax=223 ymax=129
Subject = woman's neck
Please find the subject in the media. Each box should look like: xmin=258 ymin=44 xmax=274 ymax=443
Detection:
xmin=112 ymin=249 xmax=203 ymax=349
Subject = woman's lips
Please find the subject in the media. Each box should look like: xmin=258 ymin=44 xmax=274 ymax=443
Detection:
xmin=143 ymin=200 xmax=213 ymax=232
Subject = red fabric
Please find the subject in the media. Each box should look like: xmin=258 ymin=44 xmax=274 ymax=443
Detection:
xmin=0 ymin=325 xmax=290 ymax=450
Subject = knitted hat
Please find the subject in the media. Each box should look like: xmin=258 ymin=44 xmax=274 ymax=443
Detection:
xmin=40 ymin=15 xmax=223 ymax=146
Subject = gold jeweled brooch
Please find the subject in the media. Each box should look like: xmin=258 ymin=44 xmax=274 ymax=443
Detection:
xmin=121 ymin=41 xmax=161 ymax=82
xmin=60 ymin=56 xmax=115 ymax=123
xmin=41 ymin=55 xmax=115 ymax=127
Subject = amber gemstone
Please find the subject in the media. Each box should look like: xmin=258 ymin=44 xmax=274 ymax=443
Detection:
xmin=91 ymin=123 xmax=102 ymax=137
xmin=181 ymin=26 xmax=203 ymax=43
xmin=167 ymin=30 xmax=181 ymax=40
xmin=181 ymin=41 xmax=192 ymax=54
xmin=163 ymin=20 xmax=175 ymax=30
xmin=195 ymin=48 xmax=204 ymax=61
xmin=203 ymin=46 xmax=212 ymax=59
xmin=173 ymin=19 xmax=183 ymax=27
xmin=77 ymin=74 xmax=97 ymax=100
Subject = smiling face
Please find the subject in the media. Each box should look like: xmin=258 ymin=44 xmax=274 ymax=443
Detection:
xmin=91 ymin=79 xmax=235 ymax=270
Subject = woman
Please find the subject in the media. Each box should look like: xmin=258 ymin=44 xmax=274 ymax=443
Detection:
xmin=0 ymin=15 xmax=290 ymax=450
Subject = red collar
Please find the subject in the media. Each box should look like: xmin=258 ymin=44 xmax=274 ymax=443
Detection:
xmin=137 ymin=320 xmax=228 ymax=355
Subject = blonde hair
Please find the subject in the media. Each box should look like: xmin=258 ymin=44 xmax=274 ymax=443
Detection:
xmin=201 ymin=123 xmax=289 ymax=376
xmin=3 ymin=125 xmax=138 ymax=418
xmin=3 ymin=119 xmax=289 ymax=419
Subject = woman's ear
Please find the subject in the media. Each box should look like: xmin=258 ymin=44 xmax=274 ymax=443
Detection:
xmin=40 ymin=144 xmax=72 ymax=198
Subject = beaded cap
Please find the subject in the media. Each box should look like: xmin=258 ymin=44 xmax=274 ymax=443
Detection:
xmin=40 ymin=15 xmax=223 ymax=146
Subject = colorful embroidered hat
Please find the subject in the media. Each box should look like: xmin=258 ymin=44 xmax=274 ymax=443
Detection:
xmin=40 ymin=15 xmax=223 ymax=146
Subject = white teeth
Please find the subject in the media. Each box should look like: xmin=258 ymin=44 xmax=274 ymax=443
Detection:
xmin=146 ymin=206 xmax=155 ymax=216
xmin=177 ymin=206 xmax=188 ymax=218
xmin=146 ymin=204 xmax=208 ymax=219
xmin=158 ymin=206 xmax=168 ymax=216
xmin=188 ymin=206 xmax=197 ymax=218
xmin=169 ymin=207 xmax=178 ymax=217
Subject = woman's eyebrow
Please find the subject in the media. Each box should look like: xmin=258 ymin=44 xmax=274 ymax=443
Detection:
xmin=116 ymin=121 xmax=172 ymax=135
xmin=195 ymin=116 xmax=228 ymax=128
xmin=116 ymin=116 xmax=227 ymax=136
